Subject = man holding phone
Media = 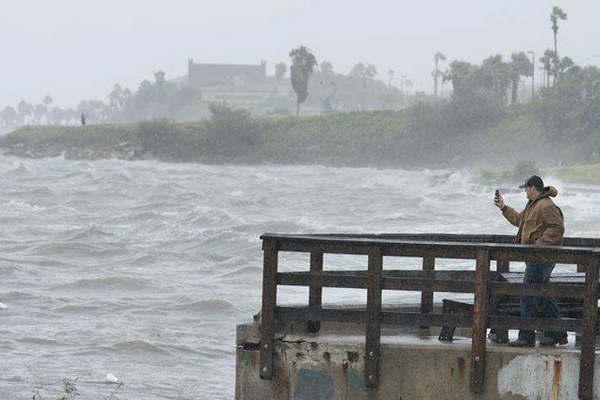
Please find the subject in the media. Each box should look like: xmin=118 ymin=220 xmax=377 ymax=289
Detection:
xmin=494 ymin=175 xmax=566 ymax=347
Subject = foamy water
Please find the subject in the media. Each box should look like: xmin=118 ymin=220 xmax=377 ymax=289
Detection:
xmin=1 ymin=156 xmax=599 ymax=399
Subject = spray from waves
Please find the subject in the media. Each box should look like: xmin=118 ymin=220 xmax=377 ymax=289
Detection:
xmin=2 ymin=199 xmax=46 ymax=214
xmin=2 ymin=162 xmax=30 ymax=175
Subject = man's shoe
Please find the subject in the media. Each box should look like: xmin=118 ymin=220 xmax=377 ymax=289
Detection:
xmin=540 ymin=334 xmax=568 ymax=347
xmin=508 ymin=338 xmax=535 ymax=347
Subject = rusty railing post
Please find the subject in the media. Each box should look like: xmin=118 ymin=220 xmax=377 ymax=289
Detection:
xmin=365 ymin=246 xmax=383 ymax=388
xmin=420 ymin=256 xmax=435 ymax=328
xmin=578 ymin=256 xmax=599 ymax=400
xmin=496 ymin=258 xmax=509 ymax=273
xmin=259 ymin=239 xmax=278 ymax=380
xmin=470 ymin=249 xmax=490 ymax=394
xmin=307 ymin=251 xmax=323 ymax=333
xmin=491 ymin=258 xmax=509 ymax=343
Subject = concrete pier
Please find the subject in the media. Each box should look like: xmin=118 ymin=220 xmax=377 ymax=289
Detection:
xmin=235 ymin=306 xmax=598 ymax=400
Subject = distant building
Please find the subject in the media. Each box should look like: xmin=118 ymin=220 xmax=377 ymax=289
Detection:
xmin=185 ymin=59 xmax=289 ymax=106
xmin=188 ymin=59 xmax=267 ymax=88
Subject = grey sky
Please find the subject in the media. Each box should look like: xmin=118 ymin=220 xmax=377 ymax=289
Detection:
xmin=2 ymin=0 xmax=599 ymax=108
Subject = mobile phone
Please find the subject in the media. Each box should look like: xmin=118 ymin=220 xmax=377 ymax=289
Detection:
xmin=494 ymin=189 xmax=500 ymax=201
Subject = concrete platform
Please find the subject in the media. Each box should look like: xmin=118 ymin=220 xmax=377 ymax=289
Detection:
xmin=235 ymin=307 xmax=599 ymax=400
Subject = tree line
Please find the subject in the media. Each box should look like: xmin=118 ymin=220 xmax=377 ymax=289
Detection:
xmin=0 ymin=71 xmax=201 ymax=128
xmin=2 ymin=5 xmax=596 ymax=136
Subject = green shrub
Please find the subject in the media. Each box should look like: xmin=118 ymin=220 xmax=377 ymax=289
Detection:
xmin=206 ymin=102 xmax=264 ymax=156
xmin=136 ymin=119 xmax=181 ymax=154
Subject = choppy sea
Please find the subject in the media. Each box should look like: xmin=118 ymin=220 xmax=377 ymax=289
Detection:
xmin=1 ymin=156 xmax=599 ymax=399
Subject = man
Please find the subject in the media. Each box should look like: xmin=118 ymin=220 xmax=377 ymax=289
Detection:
xmin=494 ymin=175 xmax=566 ymax=347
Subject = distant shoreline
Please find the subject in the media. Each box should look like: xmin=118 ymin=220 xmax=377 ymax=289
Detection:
xmin=0 ymin=110 xmax=597 ymax=183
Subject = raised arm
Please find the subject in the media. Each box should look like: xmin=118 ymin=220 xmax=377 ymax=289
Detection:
xmin=494 ymin=192 xmax=522 ymax=227
xmin=501 ymin=205 xmax=523 ymax=227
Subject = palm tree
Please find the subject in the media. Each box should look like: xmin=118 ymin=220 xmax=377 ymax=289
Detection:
xmin=509 ymin=52 xmax=533 ymax=104
xmin=432 ymin=52 xmax=447 ymax=97
xmin=557 ymin=56 xmax=576 ymax=77
xmin=440 ymin=70 xmax=449 ymax=97
xmin=480 ymin=55 xmax=511 ymax=103
xmin=153 ymin=71 xmax=166 ymax=100
xmin=550 ymin=6 xmax=567 ymax=82
xmin=289 ymin=45 xmax=317 ymax=116
xmin=539 ymin=50 xmax=556 ymax=87
xmin=445 ymin=60 xmax=476 ymax=98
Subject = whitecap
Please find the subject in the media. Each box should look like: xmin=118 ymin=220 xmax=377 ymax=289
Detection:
xmin=105 ymin=373 xmax=120 ymax=384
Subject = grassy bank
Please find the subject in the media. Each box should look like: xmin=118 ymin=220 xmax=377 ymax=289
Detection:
xmin=552 ymin=163 xmax=600 ymax=184
xmin=478 ymin=161 xmax=600 ymax=185
xmin=0 ymin=105 xmax=597 ymax=172
xmin=0 ymin=111 xmax=415 ymax=165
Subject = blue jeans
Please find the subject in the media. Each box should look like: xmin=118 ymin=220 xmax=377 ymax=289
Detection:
xmin=518 ymin=262 xmax=564 ymax=343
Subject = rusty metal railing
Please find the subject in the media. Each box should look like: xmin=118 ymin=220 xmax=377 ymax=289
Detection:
xmin=257 ymin=233 xmax=600 ymax=400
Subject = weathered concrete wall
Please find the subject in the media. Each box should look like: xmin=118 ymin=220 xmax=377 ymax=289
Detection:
xmin=236 ymin=316 xmax=599 ymax=400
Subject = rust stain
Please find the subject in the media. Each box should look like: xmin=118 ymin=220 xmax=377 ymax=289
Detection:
xmin=342 ymin=360 xmax=349 ymax=373
xmin=341 ymin=360 xmax=349 ymax=400
xmin=273 ymin=349 xmax=290 ymax=398
xmin=552 ymin=360 xmax=562 ymax=400
xmin=456 ymin=357 xmax=466 ymax=381
xmin=323 ymin=351 xmax=331 ymax=368
xmin=346 ymin=351 xmax=359 ymax=363
xmin=250 ymin=351 xmax=258 ymax=370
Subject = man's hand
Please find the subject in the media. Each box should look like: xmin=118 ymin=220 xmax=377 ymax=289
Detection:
xmin=494 ymin=192 xmax=505 ymax=209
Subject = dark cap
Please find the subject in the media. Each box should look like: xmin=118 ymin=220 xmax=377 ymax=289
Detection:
xmin=519 ymin=175 xmax=544 ymax=190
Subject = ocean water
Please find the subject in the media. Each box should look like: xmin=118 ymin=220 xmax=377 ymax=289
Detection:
xmin=1 ymin=156 xmax=599 ymax=399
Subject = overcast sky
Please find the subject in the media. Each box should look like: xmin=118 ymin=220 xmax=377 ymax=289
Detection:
xmin=2 ymin=0 xmax=599 ymax=108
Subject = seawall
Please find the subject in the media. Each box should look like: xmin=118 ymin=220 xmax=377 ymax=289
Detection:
xmin=235 ymin=306 xmax=597 ymax=400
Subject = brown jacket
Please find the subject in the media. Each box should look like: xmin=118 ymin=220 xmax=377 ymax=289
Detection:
xmin=501 ymin=186 xmax=565 ymax=246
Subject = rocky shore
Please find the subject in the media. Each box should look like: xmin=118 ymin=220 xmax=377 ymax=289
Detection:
xmin=0 ymin=141 xmax=143 ymax=160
